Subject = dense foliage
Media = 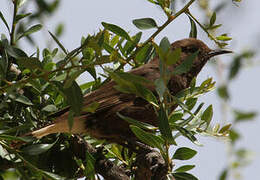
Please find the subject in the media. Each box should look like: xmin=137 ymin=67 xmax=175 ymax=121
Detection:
xmin=0 ymin=0 xmax=256 ymax=179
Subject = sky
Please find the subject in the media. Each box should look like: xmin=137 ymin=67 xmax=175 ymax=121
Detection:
xmin=1 ymin=0 xmax=260 ymax=180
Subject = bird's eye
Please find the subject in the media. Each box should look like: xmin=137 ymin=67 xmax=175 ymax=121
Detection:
xmin=182 ymin=46 xmax=198 ymax=53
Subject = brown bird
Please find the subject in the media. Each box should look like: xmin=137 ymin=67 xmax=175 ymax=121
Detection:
xmin=30 ymin=38 xmax=231 ymax=144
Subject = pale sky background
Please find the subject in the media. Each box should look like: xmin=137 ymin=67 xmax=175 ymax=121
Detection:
xmin=1 ymin=1 xmax=260 ymax=180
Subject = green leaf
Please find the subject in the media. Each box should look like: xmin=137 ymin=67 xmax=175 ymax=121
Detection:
xmin=123 ymin=32 xmax=142 ymax=55
xmin=117 ymin=113 xmax=156 ymax=131
xmin=207 ymin=24 xmax=222 ymax=30
xmin=130 ymin=125 xmax=164 ymax=151
xmin=135 ymin=83 xmax=158 ymax=107
xmin=22 ymin=141 xmax=56 ymax=155
xmin=188 ymin=16 xmax=197 ymax=38
xmin=80 ymin=80 xmax=96 ymax=91
xmin=217 ymin=85 xmax=229 ymax=100
xmin=17 ymin=57 xmax=43 ymax=71
xmin=135 ymin=43 xmax=154 ymax=63
xmin=175 ymin=126 xmax=201 ymax=146
xmin=0 ymin=134 xmax=33 ymax=143
xmin=172 ymin=172 xmax=198 ymax=180
xmin=155 ymin=78 xmax=166 ymax=102
xmin=216 ymin=35 xmax=232 ymax=41
xmin=108 ymin=70 xmax=157 ymax=106
xmin=160 ymin=37 xmax=171 ymax=54
xmin=55 ymin=23 xmax=64 ymax=37
xmin=17 ymin=0 xmax=27 ymax=8
xmin=102 ymin=22 xmax=131 ymax=41
xmin=67 ymin=109 xmax=74 ymax=131
xmin=174 ymin=165 xmax=195 ymax=172
xmin=218 ymin=124 xmax=232 ymax=134
xmin=229 ymin=129 xmax=240 ymax=143
xmin=185 ymin=98 xmax=198 ymax=110
xmin=0 ymin=11 xmax=10 ymax=32
xmin=219 ymin=169 xmax=228 ymax=180
xmin=9 ymin=93 xmax=33 ymax=105
xmin=0 ymin=53 xmax=8 ymax=77
xmin=41 ymin=171 xmax=66 ymax=180
xmin=132 ymin=18 xmax=158 ymax=30
xmin=49 ymin=31 xmax=67 ymax=54
xmin=172 ymin=147 xmax=197 ymax=160
xmin=17 ymin=24 xmax=42 ymax=40
xmin=64 ymin=69 xmax=85 ymax=88
xmin=173 ymin=51 xmax=199 ymax=75
xmin=169 ymin=112 xmax=183 ymax=123
xmin=4 ymin=45 xmax=28 ymax=59
xmin=42 ymin=105 xmax=58 ymax=112
xmin=166 ymin=48 xmax=181 ymax=66
xmin=209 ymin=12 xmax=216 ymax=27
xmin=158 ymin=106 xmax=176 ymax=145
xmin=201 ymin=105 xmax=213 ymax=127
xmin=64 ymin=81 xmax=83 ymax=115
xmin=82 ymin=101 xmax=100 ymax=113
xmin=113 ymin=71 xmax=152 ymax=85
xmin=15 ymin=13 xmax=31 ymax=23
xmin=85 ymin=151 xmax=96 ymax=179
xmin=229 ymin=57 xmax=241 ymax=80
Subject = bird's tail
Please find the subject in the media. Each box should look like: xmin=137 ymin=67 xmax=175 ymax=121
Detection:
xmin=31 ymin=116 xmax=86 ymax=139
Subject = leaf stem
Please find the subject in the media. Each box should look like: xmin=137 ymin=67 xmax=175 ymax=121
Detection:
xmin=185 ymin=10 xmax=219 ymax=46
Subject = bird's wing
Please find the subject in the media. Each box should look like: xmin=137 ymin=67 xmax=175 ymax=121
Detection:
xmin=55 ymin=62 xmax=160 ymax=122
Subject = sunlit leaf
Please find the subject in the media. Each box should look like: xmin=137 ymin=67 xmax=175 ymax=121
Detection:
xmin=216 ymin=35 xmax=232 ymax=41
xmin=218 ymin=124 xmax=232 ymax=134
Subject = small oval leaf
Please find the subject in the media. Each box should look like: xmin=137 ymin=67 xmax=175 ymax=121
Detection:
xmin=18 ymin=24 xmax=42 ymax=40
xmin=132 ymin=18 xmax=158 ymax=30
xmin=172 ymin=147 xmax=197 ymax=160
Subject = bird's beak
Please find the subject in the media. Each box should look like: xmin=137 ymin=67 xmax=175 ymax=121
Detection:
xmin=207 ymin=49 xmax=233 ymax=58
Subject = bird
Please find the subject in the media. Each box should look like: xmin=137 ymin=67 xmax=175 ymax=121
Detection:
xmin=29 ymin=38 xmax=231 ymax=144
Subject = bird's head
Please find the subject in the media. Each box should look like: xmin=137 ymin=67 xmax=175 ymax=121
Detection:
xmin=170 ymin=38 xmax=232 ymax=78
